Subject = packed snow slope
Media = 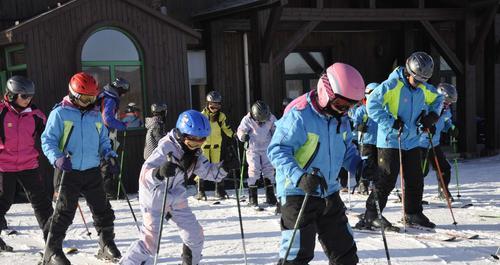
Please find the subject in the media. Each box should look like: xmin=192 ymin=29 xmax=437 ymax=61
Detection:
xmin=0 ymin=154 xmax=499 ymax=264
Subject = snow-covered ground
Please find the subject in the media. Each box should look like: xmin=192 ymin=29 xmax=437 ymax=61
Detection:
xmin=1 ymin=154 xmax=499 ymax=264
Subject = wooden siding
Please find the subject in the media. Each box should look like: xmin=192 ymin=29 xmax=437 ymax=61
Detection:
xmin=2 ymin=0 xmax=195 ymax=193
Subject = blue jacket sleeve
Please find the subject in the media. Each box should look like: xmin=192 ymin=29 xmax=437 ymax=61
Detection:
xmin=352 ymin=106 xmax=365 ymax=128
xmin=98 ymin=116 xmax=112 ymax=157
xmin=442 ymin=110 xmax=454 ymax=133
xmin=426 ymin=84 xmax=444 ymax=116
xmin=41 ymin=109 xmax=64 ymax=165
xmin=102 ymin=98 xmax=127 ymax=131
xmin=342 ymin=125 xmax=362 ymax=175
xmin=366 ymin=81 xmax=397 ymax=130
xmin=267 ymin=111 xmax=308 ymax=187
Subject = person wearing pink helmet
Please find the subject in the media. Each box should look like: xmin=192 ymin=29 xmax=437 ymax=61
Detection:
xmin=268 ymin=63 xmax=368 ymax=264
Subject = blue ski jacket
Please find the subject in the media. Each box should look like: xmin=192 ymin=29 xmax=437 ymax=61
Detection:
xmin=97 ymin=87 xmax=127 ymax=131
xmin=267 ymin=91 xmax=361 ymax=199
xmin=41 ymin=96 xmax=113 ymax=170
xmin=419 ymin=108 xmax=454 ymax=148
xmin=367 ymin=67 xmax=443 ymax=150
xmin=353 ymin=104 xmax=378 ymax=146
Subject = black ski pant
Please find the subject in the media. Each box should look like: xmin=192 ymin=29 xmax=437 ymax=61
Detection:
xmin=100 ymin=159 xmax=118 ymax=198
xmin=0 ymin=168 xmax=53 ymax=234
xmin=365 ymin=148 xmax=424 ymax=220
xmin=278 ymin=192 xmax=358 ymax=265
xmin=338 ymin=168 xmax=348 ymax=188
xmin=420 ymin=146 xmax=452 ymax=193
xmin=48 ymin=167 xmax=115 ymax=247
xmin=358 ymin=144 xmax=377 ymax=184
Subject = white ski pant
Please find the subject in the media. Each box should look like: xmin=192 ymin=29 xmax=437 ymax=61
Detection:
xmin=120 ymin=181 xmax=203 ymax=265
xmin=246 ymin=149 xmax=275 ymax=186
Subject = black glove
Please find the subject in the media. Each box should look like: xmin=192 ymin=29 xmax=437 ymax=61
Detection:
xmin=356 ymin=123 xmax=368 ymax=133
xmin=298 ymin=173 xmax=322 ymax=194
xmin=392 ymin=116 xmax=404 ymax=131
xmin=107 ymin=157 xmax=120 ymax=175
xmin=420 ymin=112 xmax=439 ymax=130
xmin=449 ymin=126 xmax=459 ymax=138
xmin=155 ymin=160 xmax=177 ymax=181
xmin=242 ymin=134 xmax=250 ymax=142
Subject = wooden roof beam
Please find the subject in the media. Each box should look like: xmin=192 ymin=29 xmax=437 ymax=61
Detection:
xmin=262 ymin=3 xmax=285 ymax=61
xmin=299 ymin=52 xmax=324 ymax=75
xmin=420 ymin=20 xmax=464 ymax=74
xmin=469 ymin=2 xmax=499 ymax=64
xmin=272 ymin=21 xmax=319 ymax=65
xmin=280 ymin=8 xmax=465 ymax=21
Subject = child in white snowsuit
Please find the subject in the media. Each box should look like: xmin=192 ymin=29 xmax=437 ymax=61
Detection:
xmin=237 ymin=100 xmax=277 ymax=207
xmin=120 ymin=110 xmax=228 ymax=265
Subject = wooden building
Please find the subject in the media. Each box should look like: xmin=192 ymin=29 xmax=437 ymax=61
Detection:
xmin=1 ymin=0 xmax=499 ymax=193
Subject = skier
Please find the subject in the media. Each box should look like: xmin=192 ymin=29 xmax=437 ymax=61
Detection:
xmin=357 ymin=51 xmax=444 ymax=230
xmin=121 ymin=102 xmax=143 ymax=128
xmin=41 ymin=72 xmax=121 ymax=264
xmin=352 ymin=82 xmax=380 ymax=194
xmin=419 ymin=83 xmax=458 ymax=201
xmin=197 ymin=91 xmax=234 ymax=200
xmin=268 ymin=63 xmax=366 ymax=264
xmin=119 ymin=110 xmax=229 ymax=265
xmin=0 ymin=76 xmax=53 ymax=252
xmin=143 ymin=103 xmax=168 ymax=160
xmin=97 ymin=77 xmax=130 ymax=199
xmin=236 ymin=100 xmax=277 ymax=208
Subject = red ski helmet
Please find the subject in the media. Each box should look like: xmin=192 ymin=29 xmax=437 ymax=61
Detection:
xmin=69 ymin=72 xmax=99 ymax=96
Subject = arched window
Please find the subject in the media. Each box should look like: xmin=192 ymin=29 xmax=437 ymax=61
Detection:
xmin=82 ymin=28 xmax=145 ymax=129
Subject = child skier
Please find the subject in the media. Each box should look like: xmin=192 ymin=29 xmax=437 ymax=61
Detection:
xmin=0 ymin=76 xmax=53 ymax=252
xmin=41 ymin=72 xmax=121 ymax=264
xmin=352 ymin=82 xmax=380 ymax=194
xmin=236 ymin=100 xmax=277 ymax=208
xmin=120 ymin=110 xmax=229 ymax=265
xmin=143 ymin=103 xmax=168 ymax=160
xmin=419 ymin=83 xmax=458 ymax=201
xmin=121 ymin=102 xmax=143 ymax=128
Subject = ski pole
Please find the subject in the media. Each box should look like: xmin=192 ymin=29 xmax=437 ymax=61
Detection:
xmin=116 ymin=131 xmax=127 ymax=200
xmin=491 ymin=246 xmax=500 ymax=260
xmin=282 ymin=167 xmax=320 ymax=264
xmin=239 ymin=141 xmax=249 ymax=197
xmin=352 ymin=131 xmax=365 ymax=195
xmin=372 ymin=182 xmax=391 ymax=265
xmin=451 ymin=136 xmax=461 ymax=198
xmin=397 ymin=128 xmax=407 ymax=232
xmin=421 ymin=146 xmax=431 ymax=175
xmin=347 ymin=171 xmax=351 ymax=210
xmin=44 ymin=154 xmax=71 ymax=263
xmin=154 ymin=152 xmax=173 ymax=265
xmin=76 ymin=203 xmax=91 ymax=239
xmin=427 ymin=130 xmax=457 ymax=225
xmin=232 ymin=167 xmax=248 ymax=265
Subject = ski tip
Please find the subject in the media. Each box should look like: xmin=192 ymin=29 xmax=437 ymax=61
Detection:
xmin=212 ymin=201 xmax=221 ymax=205
xmin=64 ymin=247 xmax=78 ymax=254
xmin=491 ymin=254 xmax=499 ymax=260
xmin=444 ymin=236 xmax=456 ymax=242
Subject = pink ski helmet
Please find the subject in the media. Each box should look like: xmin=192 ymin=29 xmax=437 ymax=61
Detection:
xmin=316 ymin=63 xmax=365 ymax=108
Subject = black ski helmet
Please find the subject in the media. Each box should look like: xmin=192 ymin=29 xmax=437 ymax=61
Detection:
xmin=405 ymin=51 xmax=434 ymax=82
xmin=206 ymin=91 xmax=222 ymax=103
xmin=111 ymin=77 xmax=130 ymax=95
xmin=5 ymin=75 xmax=35 ymax=102
xmin=251 ymin=100 xmax=271 ymax=122
xmin=437 ymin=83 xmax=458 ymax=104
xmin=151 ymin=103 xmax=167 ymax=114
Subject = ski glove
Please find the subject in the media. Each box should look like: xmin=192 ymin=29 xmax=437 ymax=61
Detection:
xmin=155 ymin=160 xmax=177 ymax=181
xmin=392 ymin=116 xmax=404 ymax=131
xmin=298 ymin=173 xmax=322 ymax=194
xmin=356 ymin=123 xmax=368 ymax=133
xmin=420 ymin=112 xmax=439 ymax=130
xmin=107 ymin=157 xmax=120 ymax=175
xmin=104 ymin=150 xmax=118 ymax=160
xmin=55 ymin=156 xmax=72 ymax=172
xmin=242 ymin=134 xmax=250 ymax=142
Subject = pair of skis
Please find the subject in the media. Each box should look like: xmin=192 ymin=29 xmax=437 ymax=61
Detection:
xmin=354 ymin=224 xmax=479 ymax=242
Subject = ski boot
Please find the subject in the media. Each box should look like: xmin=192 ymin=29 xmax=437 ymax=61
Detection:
xmin=181 ymin=244 xmax=195 ymax=265
xmin=405 ymin=212 xmax=436 ymax=228
xmin=96 ymin=227 xmax=121 ymax=262
xmin=248 ymin=186 xmax=259 ymax=207
xmin=42 ymin=234 xmax=70 ymax=265
xmin=355 ymin=213 xmax=399 ymax=232
xmin=357 ymin=181 xmax=369 ymax=195
xmin=264 ymin=179 xmax=277 ymax=205
xmin=215 ymin=182 xmax=229 ymax=200
xmin=0 ymin=237 xmax=13 ymax=252
xmin=196 ymin=179 xmax=207 ymax=201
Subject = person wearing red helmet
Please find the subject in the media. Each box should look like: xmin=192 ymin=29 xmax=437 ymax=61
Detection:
xmin=41 ymin=72 xmax=121 ymax=264
xmin=268 ymin=63 xmax=368 ymax=264
xmin=0 ymin=76 xmax=53 ymax=252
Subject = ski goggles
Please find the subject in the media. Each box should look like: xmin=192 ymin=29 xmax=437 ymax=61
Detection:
xmin=329 ymin=95 xmax=358 ymax=113
xmin=19 ymin=94 xmax=34 ymax=100
xmin=77 ymin=94 xmax=97 ymax=105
